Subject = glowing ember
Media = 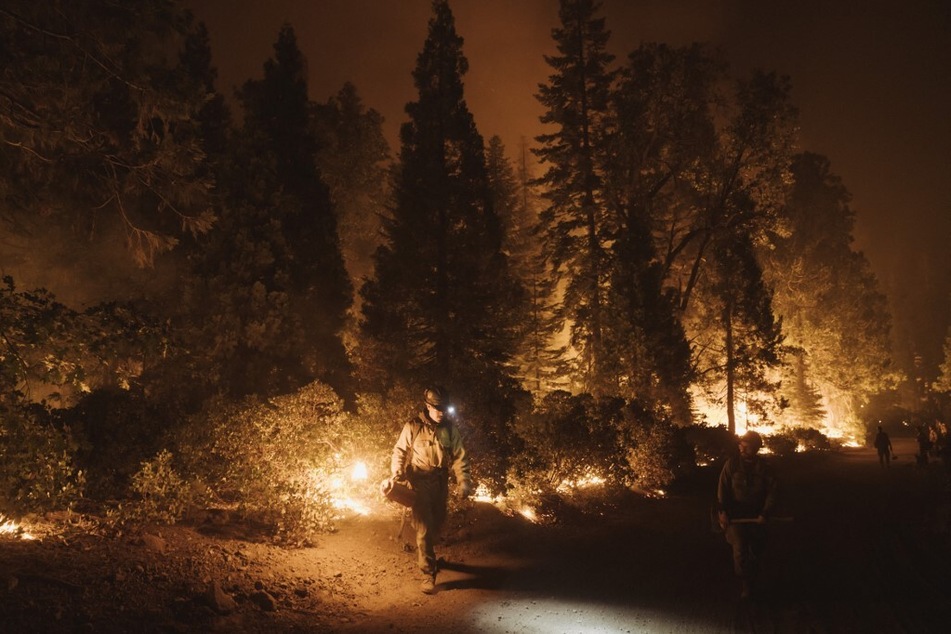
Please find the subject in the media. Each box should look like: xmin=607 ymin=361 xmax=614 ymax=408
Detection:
xmin=556 ymin=469 xmax=607 ymax=493
xmin=0 ymin=515 xmax=35 ymax=540
xmin=471 ymin=483 xmax=501 ymax=504
xmin=518 ymin=506 xmax=538 ymax=522
xmin=332 ymin=497 xmax=370 ymax=516
xmin=0 ymin=515 xmax=18 ymax=535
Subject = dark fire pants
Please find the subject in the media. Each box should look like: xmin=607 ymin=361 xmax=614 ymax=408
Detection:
xmin=724 ymin=522 xmax=767 ymax=580
xmin=410 ymin=471 xmax=449 ymax=575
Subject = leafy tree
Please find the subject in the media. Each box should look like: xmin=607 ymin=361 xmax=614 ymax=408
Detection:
xmin=666 ymin=71 xmax=798 ymax=432
xmin=598 ymin=43 xmax=716 ymax=420
xmin=764 ymin=152 xmax=898 ymax=436
xmin=0 ymin=0 xmax=214 ymax=267
xmin=534 ymin=0 xmax=617 ymax=395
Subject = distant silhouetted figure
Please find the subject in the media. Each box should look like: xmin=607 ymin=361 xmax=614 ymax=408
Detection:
xmin=874 ymin=426 xmax=893 ymax=468
xmin=916 ymin=425 xmax=932 ymax=467
xmin=717 ymin=431 xmax=779 ymax=600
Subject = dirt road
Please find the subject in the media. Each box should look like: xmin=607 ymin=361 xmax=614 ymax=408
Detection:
xmin=3 ymin=437 xmax=950 ymax=633
xmin=334 ymin=436 xmax=951 ymax=633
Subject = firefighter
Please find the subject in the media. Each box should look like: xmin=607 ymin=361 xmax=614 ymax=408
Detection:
xmin=873 ymin=425 xmax=893 ymax=468
xmin=386 ymin=386 xmax=472 ymax=594
xmin=717 ymin=430 xmax=779 ymax=600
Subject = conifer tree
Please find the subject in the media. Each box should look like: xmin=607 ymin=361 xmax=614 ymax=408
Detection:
xmin=311 ymin=82 xmax=390 ymax=313
xmin=534 ymin=0 xmax=616 ymax=396
xmin=360 ymin=1 xmax=521 ymax=411
xmin=186 ymin=24 xmax=352 ymax=399
xmin=486 ymin=137 xmax=564 ymax=396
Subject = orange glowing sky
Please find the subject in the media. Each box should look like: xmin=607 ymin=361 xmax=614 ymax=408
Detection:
xmin=184 ymin=0 xmax=951 ymax=376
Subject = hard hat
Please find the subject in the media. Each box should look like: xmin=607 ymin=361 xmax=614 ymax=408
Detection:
xmin=423 ymin=386 xmax=448 ymax=411
xmin=740 ymin=430 xmax=763 ymax=450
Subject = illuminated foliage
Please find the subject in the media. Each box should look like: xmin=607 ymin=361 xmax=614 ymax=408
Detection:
xmin=508 ymin=391 xmax=626 ymax=492
xmin=123 ymin=449 xmax=189 ymax=525
xmin=0 ymin=399 xmax=85 ymax=514
xmin=0 ymin=276 xmax=165 ymax=405
xmin=763 ymin=152 xmax=899 ymax=435
xmin=669 ymin=71 xmax=798 ymax=432
xmin=175 ymin=382 xmax=353 ymax=545
xmin=619 ymin=402 xmax=693 ymax=492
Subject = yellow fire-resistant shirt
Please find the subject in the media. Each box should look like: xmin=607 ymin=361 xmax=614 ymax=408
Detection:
xmin=391 ymin=411 xmax=471 ymax=488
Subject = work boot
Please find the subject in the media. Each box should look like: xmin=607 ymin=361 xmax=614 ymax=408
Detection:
xmin=420 ymin=573 xmax=437 ymax=595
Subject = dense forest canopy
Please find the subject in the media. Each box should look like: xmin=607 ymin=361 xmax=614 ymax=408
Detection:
xmin=1 ymin=0 xmax=944 ymax=537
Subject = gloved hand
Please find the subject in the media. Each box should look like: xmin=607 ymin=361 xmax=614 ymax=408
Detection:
xmin=379 ymin=477 xmax=394 ymax=496
xmin=459 ymin=481 xmax=474 ymax=499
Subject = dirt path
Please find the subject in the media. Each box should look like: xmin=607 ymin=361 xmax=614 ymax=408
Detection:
xmin=332 ymin=437 xmax=951 ymax=633
xmin=2 ymin=438 xmax=950 ymax=633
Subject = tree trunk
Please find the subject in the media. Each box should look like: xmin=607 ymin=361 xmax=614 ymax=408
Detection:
xmin=725 ymin=301 xmax=736 ymax=435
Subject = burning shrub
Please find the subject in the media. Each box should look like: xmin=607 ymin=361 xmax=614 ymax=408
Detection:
xmin=0 ymin=401 xmax=85 ymax=514
xmin=174 ymin=381 xmax=393 ymax=545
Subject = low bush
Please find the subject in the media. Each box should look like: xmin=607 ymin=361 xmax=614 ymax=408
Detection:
xmin=0 ymin=401 xmax=85 ymax=515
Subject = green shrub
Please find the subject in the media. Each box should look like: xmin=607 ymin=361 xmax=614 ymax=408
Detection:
xmin=764 ymin=430 xmax=798 ymax=456
xmin=683 ymin=424 xmax=736 ymax=465
xmin=508 ymin=391 xmax=626 ymax=494
xmin=621 ymin=402 xmax=693 ymax=492
xmin=121 ymin=449 xmax=191 ymax=525
xmin=0 ymin=402 xmax=85 ymax=515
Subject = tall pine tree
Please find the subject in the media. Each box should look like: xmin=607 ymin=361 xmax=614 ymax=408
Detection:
xmin=486 ymin=136 xmax=564 ymax=396
xmin=360 ymin=1 xmax=521 ymax=405
xmin=184 ymin=24 xmax=352 ymax=399
xmin=534 ymin=0 xmax=616 ymax=396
